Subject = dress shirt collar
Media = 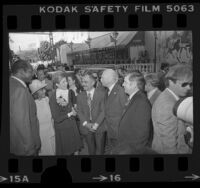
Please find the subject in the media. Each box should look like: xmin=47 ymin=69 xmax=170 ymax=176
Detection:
xmin=128 ymin=89 xmax=139 ymax=101
xmin=108 ymin=82 xmax=116 ymax=95
xmin=167 ymin=88 xmax=179 ymax=101
xmin=11 ymin=76 xmax=27 ymax=88
xmin=86 ymin=87 xmax=95 ymax=100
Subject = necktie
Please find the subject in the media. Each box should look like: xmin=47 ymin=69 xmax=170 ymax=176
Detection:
xmin=87 ymin=92 xmax=92 ymax=122
xmin=122 ymin=98 xmax=131 ymax=115
xmin=105 ymin=88 xmax=109 ymax=99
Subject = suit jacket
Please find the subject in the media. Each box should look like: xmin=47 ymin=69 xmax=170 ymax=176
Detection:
xmin=77 ymin=88 xmax=106 ymax=135
xmin=10 ymin=77 xmax=41 ymax=156
xmin=118 ymin=90 xmax=152 ymax=150
xmin=104 ymin=83 xmax=128 ymax=139
xmin=149 ymin=89 xmax=161 ymax=105
xmin=152 ymin=88 xmax=189 ymax=154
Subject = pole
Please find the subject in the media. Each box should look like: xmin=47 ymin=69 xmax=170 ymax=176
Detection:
xmin=154 ymin=32 xmax=157 ymax=72
xmin=49 ymin=32 xmax=55 ymax=64
xmin=115 ymin=41 xmax=117 ymax=69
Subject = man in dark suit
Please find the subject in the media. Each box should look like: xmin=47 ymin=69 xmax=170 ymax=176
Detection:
xmin=101 ymin=69 xmax=127 ymax=153
xmin=144 ymin=73 xmax=161 ymax=105
xmin=10 ymin=60 xmax=41 ymax=156
xmin=116 ymin=72 xmax=152 ymax=153
xmin=77 ymin=71 xmax=106 ymax=155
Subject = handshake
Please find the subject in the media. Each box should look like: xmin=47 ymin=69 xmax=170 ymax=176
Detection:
xmin=84 ymin=123 xmax=98 ymax=132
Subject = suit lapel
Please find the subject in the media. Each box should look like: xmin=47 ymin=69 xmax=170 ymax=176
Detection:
xmin=165 ymin=88 xmax=178 ymax=103
xmin=150 ymin=90 xmax=158 ymax=104
xmin=106 ymin=84 xmax=118 ymax=104
xmin=121 ymin=91 xmax=141 ymax=120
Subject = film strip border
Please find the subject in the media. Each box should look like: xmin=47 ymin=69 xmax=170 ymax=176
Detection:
xmin=8 ymin=157 xmax=189 ymax=173
xmin=4 ymin=4 xmax=199 ymax=30
xmin=6 ymin=13 xmax=188 ymax=30
xmin=4 ymin=156 xmax=192 ymax=183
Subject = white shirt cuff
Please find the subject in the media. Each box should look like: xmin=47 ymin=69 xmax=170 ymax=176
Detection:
xmin=83 ymin=121 xmax=87 ymax=126
xmin=67 ymin=112 xmax=72 ymax=117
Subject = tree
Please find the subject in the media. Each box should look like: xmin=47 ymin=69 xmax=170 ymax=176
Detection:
xmin=38 ymin=40 xmax=55 ymax=61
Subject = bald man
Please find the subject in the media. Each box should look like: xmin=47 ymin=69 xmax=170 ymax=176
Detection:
xmin=101 ymin=69 xmax=128 ymax=154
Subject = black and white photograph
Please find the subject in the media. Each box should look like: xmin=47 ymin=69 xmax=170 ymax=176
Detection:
xmin=9 ymin=31 xmax=193 ymax=156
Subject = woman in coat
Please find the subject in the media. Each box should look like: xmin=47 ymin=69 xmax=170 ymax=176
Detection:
xmin=49 ymin=71 xmax=83 ymax=155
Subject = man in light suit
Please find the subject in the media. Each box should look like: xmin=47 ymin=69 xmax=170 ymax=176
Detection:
xmin=144 ymin=73 xmax=161 ymax=105
xmin=10 ymin=60 xmax=41 ymax=156
xmin=77 ymin=71 xmax=106 ymax=155
xmin=101 ymin=69 xmax=127 ymax=153
xmin=115 ymin=72 xmax=152 ymax=153
xmin=152 ymin=65 xmax=192 ymax=154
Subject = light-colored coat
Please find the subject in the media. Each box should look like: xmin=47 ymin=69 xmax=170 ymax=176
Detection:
xmin=10 ymin=77 xmax=41 ymax=155
xmin=152 ymin=89 xmax=190 ymax=154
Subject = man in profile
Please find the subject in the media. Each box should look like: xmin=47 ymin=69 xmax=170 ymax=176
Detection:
xmin=116 ymin=72 xmax=152 ymax=152
xmin=101 ymin=69 xmax=127 ymax=153
xmin=152 ymin=65 xmax=193 ymax=154
xmin=10 ymin=59 xmax=41 ymax=156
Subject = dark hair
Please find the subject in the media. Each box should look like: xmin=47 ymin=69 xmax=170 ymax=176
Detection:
xmin=37 ymin=64 xmax=45 ymax=71
xmin=11 ymin=59 xmax=31 ymax=75
xmin=83 ymin=70 xmax=96 ymax=82
xmin=64 ymin=66 xmax=70 ymax=71
xmin=160 ymin=63 xmax=169 ymax=71
xmin=66 ymin=73 xmax=76 ymax=82
xmin=128 ymin=71 xmax=145 ymax=91
xmin=67 ymin=73 xmax=83 ymax=92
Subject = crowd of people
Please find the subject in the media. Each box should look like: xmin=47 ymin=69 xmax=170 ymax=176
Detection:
xmin=10 ymin=59 xmax=193 ymax=156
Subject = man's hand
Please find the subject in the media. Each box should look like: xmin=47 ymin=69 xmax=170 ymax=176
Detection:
xmin=85 ymin=123 xmax=95 ymax=132
xmin=89 ymin=123 xmax=99 ymax=132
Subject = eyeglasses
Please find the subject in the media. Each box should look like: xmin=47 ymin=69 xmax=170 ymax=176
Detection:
xmin=181 ymin=82 xmax=193 ymax=87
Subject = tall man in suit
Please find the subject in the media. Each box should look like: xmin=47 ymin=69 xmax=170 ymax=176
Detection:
xmin=77 ymin=71 xmax=106 ymax=155
xmin=152 ymin=65 xmax=192 ymax=154
xmin=116 ymin=72 xmax=152 ymax=153
xmin=101 ymin=69 xmax=127 ymax=153
xmin=10 ymin=60 xmax=41 ymax=156
xmin=144 ymin=73 xmax=161 ymax=105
